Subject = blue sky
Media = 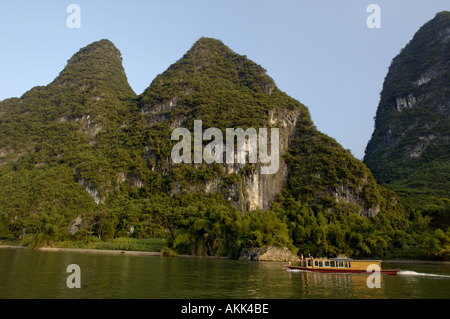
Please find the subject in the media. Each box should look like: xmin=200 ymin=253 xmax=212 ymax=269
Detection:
xmin=1 ymin=1 xmax=449 ymax=159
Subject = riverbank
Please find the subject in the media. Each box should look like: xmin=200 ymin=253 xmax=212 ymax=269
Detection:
xmin=0 ymin=244 xmax=229 ymax=259
xmin=2 ymin=244 xmax=450 ymax=264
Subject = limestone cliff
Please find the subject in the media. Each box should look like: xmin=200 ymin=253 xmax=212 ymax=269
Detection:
xmin=134 ymin=38 xmax=400 ymax=217
xmin=239 ymin=246 xmax=300 ymax=262
xmin=136 ymin=37 xmax=308 ymax=213
xmin=364 ymin=11 xmax=450 ymax=206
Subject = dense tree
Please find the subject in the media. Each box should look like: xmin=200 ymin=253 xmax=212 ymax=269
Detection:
xmin=1 ymin=36 xmax=449 ymax=260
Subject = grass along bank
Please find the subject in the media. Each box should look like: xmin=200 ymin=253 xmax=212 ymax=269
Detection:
xmin=0 ymin=237 xmax=221 ymax=258
xmin=1 ymin=237 xmax=167 ymax=253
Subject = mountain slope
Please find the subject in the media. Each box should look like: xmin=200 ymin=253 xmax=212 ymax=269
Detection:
xmin=364 ymin=11 xmax=450 ymax=208
xmin=0 ymin=39 xmax=136 ymax=166
xmin=134 ymin=37 xmax=401 ymax=218
xmin=136 ymin=37 xmax=307 ymax=212
xmin=0 ymin=39 xmax=137 ymax=238
xmin=0 ymin=37 xmax=414 ymax=258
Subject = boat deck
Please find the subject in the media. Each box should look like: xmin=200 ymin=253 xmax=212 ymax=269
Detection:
xmin=286 ymin=257 xmax=401 ymax=275
xmin=286 ymin=265 xmax=400 ymax=275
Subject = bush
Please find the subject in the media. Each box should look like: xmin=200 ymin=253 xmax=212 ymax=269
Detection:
xmin=95 ymin=237 xmax=166 ymax=252
xmin=160 ymin=246 xmax=178 ymax=257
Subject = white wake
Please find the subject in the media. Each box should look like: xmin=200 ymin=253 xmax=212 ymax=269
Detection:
xmin=397 ymin=270 xmax=450 ymax=278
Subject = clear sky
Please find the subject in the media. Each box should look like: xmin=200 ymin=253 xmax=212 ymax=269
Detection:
xmin=1 ymin=1 xmax=449 ymax=159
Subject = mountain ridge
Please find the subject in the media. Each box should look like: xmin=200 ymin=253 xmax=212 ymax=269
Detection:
xmin=2 ymin=36 xmax=433 ymax=259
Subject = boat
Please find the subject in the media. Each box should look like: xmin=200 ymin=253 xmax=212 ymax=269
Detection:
xmin=286 ymin=257 xmax=400 ymax=275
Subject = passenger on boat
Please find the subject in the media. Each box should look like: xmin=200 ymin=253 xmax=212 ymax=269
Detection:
xmin=307 ymin=254 xmax=313 ymax=266
xmin=284 ymin=260 xmax=291 ymax=269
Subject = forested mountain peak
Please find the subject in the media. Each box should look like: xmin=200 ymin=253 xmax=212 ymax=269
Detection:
xmin=376 ymin=11 xmax=450 ymax=98
xmin=184 ymin=37 xmax=236 ymax=58
xmin=67 ymin=39 xmax=123 ymax=65
xmin=50 ymin=39 xmax=135 ymax=101
xmin=138 ymin=37 xmax=278 ymax=120
xmin=0 ymin=39 xmax=136 ymax=170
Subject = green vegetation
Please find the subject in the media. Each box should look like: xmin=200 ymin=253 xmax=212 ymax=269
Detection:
xmin=364 ymin=12 xmax=450 ymax=208
xmin=361 ymin=12 xmax=450 ymax=260
xmin=17 ymin=235 xmax=166 ymax=252
xmin=1 ymin=35 xmax=449 ymax=261
xmin=95 ymin=237 xmax=166 ymax=252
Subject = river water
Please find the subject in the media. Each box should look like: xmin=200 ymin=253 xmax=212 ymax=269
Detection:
xmin=1 ymin=248 xmax=450 ymax=300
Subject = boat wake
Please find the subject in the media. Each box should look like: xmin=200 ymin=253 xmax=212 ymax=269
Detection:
xmin=286 ymin=268 xmax=305 ymax=272
xmin=287 ymin=268 xmax=450 ymax=278
xmin=397 ymin=270 xmax=450 ymax=278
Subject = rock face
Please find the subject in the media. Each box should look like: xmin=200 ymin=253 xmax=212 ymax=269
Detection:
xmin=137 ymin=37 xmax=395 ymax=216
xmin=138 ymin=37 xmax=308 ymax=213
xmin=364 ymin=11 xmax=450 ymax=205
xmin=68 ymin=216 xmax=84 ymax=235
xmin=236 ymin=107 xmax=300 ymax=212
xmin=164 ymin=105 xmax=301 ymax=212
xmin=239 ymin=246 xmax=300 ymax=262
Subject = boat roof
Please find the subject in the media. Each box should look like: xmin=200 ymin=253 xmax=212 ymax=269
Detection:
xmin=329 ymin=257 xmax=353 ymax=261
xmin=314 ymin=257 xmax=382 ymax=262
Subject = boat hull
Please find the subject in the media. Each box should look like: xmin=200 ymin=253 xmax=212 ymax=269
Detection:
xmin=286 ymin=266 xmax=400 ymax=275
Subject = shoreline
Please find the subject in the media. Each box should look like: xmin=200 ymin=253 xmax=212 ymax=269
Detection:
xmin=0 ymin=244 xmax=229 ymax=259
xmin=1 ymin=245 xmax=449 ymax=264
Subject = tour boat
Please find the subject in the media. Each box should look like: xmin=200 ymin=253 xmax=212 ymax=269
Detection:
xmin=286 ymin=257 xmax=400 ymax=275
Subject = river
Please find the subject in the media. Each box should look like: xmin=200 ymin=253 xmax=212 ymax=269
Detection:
xmin=1 ymin=248 xmax=450 ymax=301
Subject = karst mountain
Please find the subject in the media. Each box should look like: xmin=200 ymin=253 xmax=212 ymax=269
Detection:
xmin=0 ymin=37 xmax=419 ymax=257
xmin=364 ymin=11 xmax=450 ymax=210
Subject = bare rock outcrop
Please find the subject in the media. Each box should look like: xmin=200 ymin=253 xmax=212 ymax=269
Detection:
xmin=239 ymin=246 xmax=300 ymax=262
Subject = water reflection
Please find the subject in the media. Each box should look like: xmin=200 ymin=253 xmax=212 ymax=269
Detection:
xmin=285 ymin=269 xmax=386 ymax=298
xmin=1 ymin=249 xmax=449 ymax=299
